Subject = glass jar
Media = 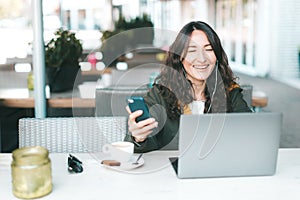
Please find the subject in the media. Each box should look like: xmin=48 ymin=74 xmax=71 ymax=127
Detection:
xmin=11 ymin=146 xmax=52 ymax=199
xmin=27 ymin=72 xmax=34 ymax=91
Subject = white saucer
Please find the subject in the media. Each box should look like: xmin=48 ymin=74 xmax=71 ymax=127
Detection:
xmin=100 ymin=155 xmax=144 ymax=171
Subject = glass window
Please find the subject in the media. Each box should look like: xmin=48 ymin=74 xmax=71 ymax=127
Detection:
xmin=216 ymin=0 xmax=257 ymax=67
xmin=78 ymin=9 xmax=86 ymax=29
xmin=0 ymin=0 xmax=32 ymax=70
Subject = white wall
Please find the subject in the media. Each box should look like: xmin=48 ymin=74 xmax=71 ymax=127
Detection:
xmin=180 ymin=0 xmax=208 ymax=26
xmin=61 ymin=0 xmax=112 ymax=30
xmin=255 ymin=0 xmax=273 ymax=76
xmin=269 ymin=0 xmax=300 ymax=79
xmin=214 ymin=0 xmax=300 ymax=80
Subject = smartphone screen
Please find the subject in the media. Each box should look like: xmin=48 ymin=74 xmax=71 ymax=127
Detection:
xmin=127 ymin=96 xmax=150 ymax=122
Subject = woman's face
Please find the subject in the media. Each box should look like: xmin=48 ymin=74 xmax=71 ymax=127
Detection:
xmin=182 ymin=30 xmax=217 ymax=83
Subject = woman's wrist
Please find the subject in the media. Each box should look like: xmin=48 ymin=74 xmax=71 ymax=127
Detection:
xmin=131 ymin=135 xmax=145 ymax=147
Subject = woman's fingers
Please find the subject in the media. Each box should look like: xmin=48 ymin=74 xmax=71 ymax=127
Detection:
xmin=126 ymin=106 xmax=158 ymax=143
xmin=130 ymin=120 xmax=157 ymax=135
xmin=125 ymin=105 xmax=132 ymax=114
xmin=134 ymin=130 xmax=153 ymax=142
xmin=128 ymin=110 xmax=143 ymax=124
xmin=130 ymin=120 xmax=158 ymax=142
xmin=135 ymin=117 xmax=156 ymax=128
xmin=128 ymin=117 xmax=156 ymax=132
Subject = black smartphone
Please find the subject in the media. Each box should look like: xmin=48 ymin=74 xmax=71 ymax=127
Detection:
xmin=127 ymin=96 xmax=150 ymax=122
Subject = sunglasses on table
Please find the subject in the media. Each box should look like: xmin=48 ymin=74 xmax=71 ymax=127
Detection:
xmin=68 ymin=154 xmax=83 ymax=173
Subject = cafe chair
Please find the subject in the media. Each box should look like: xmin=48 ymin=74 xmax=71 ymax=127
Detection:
xmin=240 ymin=84 xmax=253 ymax=110
xmin=18 ymin=117 xmax=128 ymax=153
xmin=95 ymin=85 xmax=148 ymax=116
xmin=111 ymin=66 xmax=160 ymax=86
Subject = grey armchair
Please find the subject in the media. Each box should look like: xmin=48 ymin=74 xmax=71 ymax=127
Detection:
xmin=241 ymin=84 xmax=253 ymax=110
xmin=18 ymin=117 xmax=127 ymax=153
xmin=95 ymin=85 xmax=148 ymax=116
xmin=111 ymin=66 xmax=160 ymax=86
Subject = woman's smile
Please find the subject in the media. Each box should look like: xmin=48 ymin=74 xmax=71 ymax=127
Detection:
xmin=182 ymin=30 xmax=217 ymax=83
xmin=193 ymin=64 xmax=209 ymax=70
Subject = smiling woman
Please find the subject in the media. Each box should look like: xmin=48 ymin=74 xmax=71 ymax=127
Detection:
xmin=124 ymin=21 xmax=252 ymax=153
xmin=182 ymin=30 xmax=217 ymax=96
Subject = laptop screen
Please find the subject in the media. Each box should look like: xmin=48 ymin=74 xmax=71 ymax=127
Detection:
xmin=172 ymin=112 xmax=282 ymax=178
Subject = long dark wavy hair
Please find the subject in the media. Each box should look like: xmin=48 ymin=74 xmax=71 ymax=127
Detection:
xmin=155 ymin=21 xmax=237 ymax=120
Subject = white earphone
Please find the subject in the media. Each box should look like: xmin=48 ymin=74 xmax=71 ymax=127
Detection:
xmin=207 ymin=60 xmax=218 ymax=113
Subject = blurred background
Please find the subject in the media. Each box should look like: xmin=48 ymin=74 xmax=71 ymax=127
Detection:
xmin=0 ymin=0 xmax=300 ymax=152
xmin=1 ymin=0 xmax=299 ymax=79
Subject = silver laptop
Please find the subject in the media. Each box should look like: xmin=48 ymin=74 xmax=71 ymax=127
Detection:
xmin=170 ymin=112 xmax=282 ymax=179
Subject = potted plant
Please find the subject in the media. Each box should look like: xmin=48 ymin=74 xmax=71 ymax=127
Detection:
xmin=100 ymin=14 xmax=154 ymax=67
xmin=45 ymin=28 xmax=83 ymax=92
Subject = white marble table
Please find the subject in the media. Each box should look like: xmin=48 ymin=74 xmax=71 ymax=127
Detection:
xmin=0 ymin=149 xmax=299 ymax=200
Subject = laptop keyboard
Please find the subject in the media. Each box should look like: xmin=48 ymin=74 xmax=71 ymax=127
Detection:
xmin=169 ymin=157 xmax=178 ymax=174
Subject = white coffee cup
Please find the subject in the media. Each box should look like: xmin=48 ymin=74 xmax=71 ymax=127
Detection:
xmin=102 ymin=141 xmax=134 ymax=162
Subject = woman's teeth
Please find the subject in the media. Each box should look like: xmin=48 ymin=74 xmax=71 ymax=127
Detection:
xmin=193 ymin=65 xmax=208 ymax=69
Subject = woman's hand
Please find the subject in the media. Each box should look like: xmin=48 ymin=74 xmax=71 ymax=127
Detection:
xmin=126 ymin=106 xmax=158 ymax=143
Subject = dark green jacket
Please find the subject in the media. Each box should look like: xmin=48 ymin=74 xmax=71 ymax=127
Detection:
xmin=124 ymin=84 xmax=252 ymax=153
